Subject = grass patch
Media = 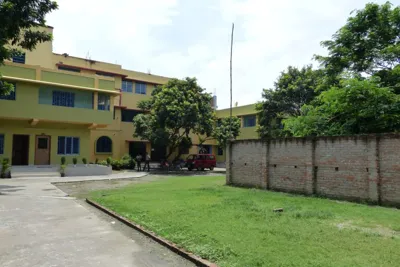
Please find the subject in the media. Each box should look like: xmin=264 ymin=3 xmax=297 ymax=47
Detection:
xmin=90 ymin=176 xmax=400 ymax=267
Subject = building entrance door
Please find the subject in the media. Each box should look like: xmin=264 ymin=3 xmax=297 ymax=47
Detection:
xmin=12 ymin=135 xmax=30 ymax=165
xmin=35 ymin=135 xmax=51 ymax=165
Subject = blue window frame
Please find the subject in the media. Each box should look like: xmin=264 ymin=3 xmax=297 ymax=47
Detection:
xmin=58 ymin=66 xmax=81 ymax=73
xmin=52 ymin=91 xmax=75 ymax=107
xmin=58 ymin=137 xmax=80 ymax=155
xmin=243 ymin=115 xmax=256 ymax=128
xmin=121 ymin=80 xmax=133 ymax=92
xmin=0 ymin=83 xmax=16 ymax=101
xmin=218 ymin=147 xmax=224 ymax=156
xmin=96 ymin=136 xmax=112 ymax=153
xmin=0 ymin=134 xmax=4 ymax=154
xmin=135 ymin=82 xmax=147 ymax=95
xmin=12 ymin=53 xmax=25 ymax=64
xmin=98 ymin=94 xmax=110 ymax=111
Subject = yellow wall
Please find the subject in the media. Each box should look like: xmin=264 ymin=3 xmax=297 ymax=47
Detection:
xmin=0 ymin=82 xmax=113 ymax=126
xmin=0 ymin=120 xmax=90 ymax=165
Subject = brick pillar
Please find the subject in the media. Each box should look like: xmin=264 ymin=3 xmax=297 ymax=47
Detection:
xmin=367 ymin=135 xmax=380 ymax=204
xmin=226 ymin=141 xmax=233 ymax=185
xmin=263 ymin=140 xmax=270 ymax=190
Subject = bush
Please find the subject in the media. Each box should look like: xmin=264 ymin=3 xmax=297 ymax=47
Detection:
xmin=106 ymin=157 xmax=112 ymax=166
xmin=111 ymin=159 xmax=123 ymax=170
xmin=1 ymin=158 xmax=11 ymax=178
xmin=61 ymin=156 xmax=66 ymax=165
xmin=98 ymin=160 xmax=108 ymax=166
xmin=82 ymin=158 xmax=87 ymax=164
xmin=95 ymin=158 xmax=99 ymax=164
xmin=72 ymin=157 xmax=78 ymax=165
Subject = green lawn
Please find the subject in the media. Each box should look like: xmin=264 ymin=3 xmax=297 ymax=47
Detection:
xmin=90 ymin=176 xmax=400 ymax=267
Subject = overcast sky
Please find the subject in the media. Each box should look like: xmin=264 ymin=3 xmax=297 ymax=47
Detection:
xmin=47 ymin=0 xmax=394 ymax=109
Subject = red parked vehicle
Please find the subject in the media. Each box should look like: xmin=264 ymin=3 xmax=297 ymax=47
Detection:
xmin=185 ymin=154 xmax=216 ymax=171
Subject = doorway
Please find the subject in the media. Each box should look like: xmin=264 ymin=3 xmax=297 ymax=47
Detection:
xmin=12 ymin=135 xmax=30 ymax=166
xmin=35 ymin=135 xmax=51 ymax=165
xmin=129 ymin=142 xmax=147 ymax=159
xmin=151 ymin=144 xmax=166 ymax=162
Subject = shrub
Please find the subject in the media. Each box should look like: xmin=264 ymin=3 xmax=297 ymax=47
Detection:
xmin=82 ymin=158 xmax=87 ymax=164
xmin=1 ymin=158 xmax=11 ymax=178
xmin=98 ymin=160 xmax=108 ymax=166
xmin=106 ymin=157 xmax=112 ymax=166
xmin=111 ymin=159 xmax=123 ymax=170
xmin=72 ymin=157 xmax=78 ymax=165
xmin=61 ymin=156 xmax=66 ymax=165
xmin=95 ymin=158 xmax=99 ymax=164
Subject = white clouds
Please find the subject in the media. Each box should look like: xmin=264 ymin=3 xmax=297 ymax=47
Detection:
xmin=47 ymin=0 xmax=391 ymax=109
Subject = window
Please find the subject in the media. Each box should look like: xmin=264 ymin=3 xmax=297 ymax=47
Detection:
xmin=0 ymin=83 xmax=16 ymax=101
xmin=96 ymin=71 xmax=114 ymax=77
xmin=243 ymin=115 xmax=256 ymax=128
xmin=0 ymin=134 xmax=4 ymax=154
xmin=135 ymin=82 xmax=147 ymax=95
xmin=121 ymin=80 xmax=133 ymax=92
xmin=218 ymin=147 xmax=224 ymax=156
xmin=58 ymin=137 xmax=80 ymax=155
xmin=209 ymin=155 xmax=215 ymax=160
xmin=12 ymin=53 xmax=25 ymax=64
xmin=96 ymin=136 xmax=112 ymax=153
xmin=121 ymin=109 xmax=144 ymax=122
xmin=98 ymin=94 xmax=110 ymax=111
xmin=37 ymin=138 xmax=48 ymax=149
xmin=199 ymin=145 xmax=212 ymax=154
xmin=58 ymin=66 xmax=81 ymax=73
xmin=52 ymin=91 xmax=75 ymax=107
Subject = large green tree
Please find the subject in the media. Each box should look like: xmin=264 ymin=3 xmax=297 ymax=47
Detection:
xmin=283 ymin=77 xmax=400 ymax=137
xmin=0 ymin=0 xmax=58 ymax=96
xmin=315 ymin=1 xmax=400 ymax=93
xmin=133 ymin=78 xmax=216 ymax=160
xmin=256 ymin=65 xmax=325 ymax=138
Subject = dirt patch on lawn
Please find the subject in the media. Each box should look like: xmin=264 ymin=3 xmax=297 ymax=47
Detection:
xmin=337 ymin=221 xmax=400 ymax=239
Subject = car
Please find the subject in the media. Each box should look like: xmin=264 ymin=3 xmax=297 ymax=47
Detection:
xmin=185 ymin=154 xmax=216 ymax=171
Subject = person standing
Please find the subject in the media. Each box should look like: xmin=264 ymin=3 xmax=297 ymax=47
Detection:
xmin=144 ymin=152 xmax=151 ymax=172
xmin=136 ymin=154 xmax=142 ymax=171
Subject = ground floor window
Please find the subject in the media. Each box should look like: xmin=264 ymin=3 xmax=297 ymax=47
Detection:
xmin=0 ymin=134 xmax=4 ymax=154
xmin=218 ymin=147 xmax=224 ymax=156
xmin=57 ymin=136 xmax=80 ymax=155
xmin=96 ymin=136 xmax=112 ymax=153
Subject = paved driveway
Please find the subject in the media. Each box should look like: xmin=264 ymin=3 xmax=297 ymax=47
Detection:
xmin=0 ymin=176 xmax=194 ymax=267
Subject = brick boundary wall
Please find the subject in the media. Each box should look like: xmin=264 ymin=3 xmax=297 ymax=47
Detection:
xmin=226 ymin=134 xmax=400 ymax=207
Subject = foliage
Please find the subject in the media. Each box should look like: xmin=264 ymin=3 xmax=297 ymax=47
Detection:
xmin=98 ymin=160 xmax=108 ymax=166
xmin=315 ymin=2 xmax=400 ymax=93
xmin=72 ymin=157 xmax=78 ymax=165
xmin=95 ymin=158 xmax=99 ymax=164
xmin=59 ymin=164 xmax=66 ymax=175
xmin=90 ymin=176 xmax=400 ymax=267
xmin=283 ymin=77 xmax=400 ymax=136
xmin=82 ymin=158 xmax=87 ymax=165
xmin=60 ymin=156 xmax=66 ymax=165
xmin=106 ymin=157 xmax=112 ymax=166
xmin=1 ymin=158 xmax=11 ymax=177
xmin=133 ymin=78 xmax=215 ymax=160
xmin=257 ymin=65 xmax=325 ymax=138
xmin=0 ymin=0 xmax=58 ymax=96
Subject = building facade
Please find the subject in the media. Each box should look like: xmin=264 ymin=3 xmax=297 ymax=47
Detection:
xmin=0 ymin=26 xmax=258 ymax=166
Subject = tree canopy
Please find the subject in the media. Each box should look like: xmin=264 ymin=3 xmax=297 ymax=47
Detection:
xmin=256 ymin=65 xmax=325 ymax=138
xmin=133 ymin=78 xmax=215 ymax=160
xmin=315 ymin=1 xmax=400 ymax=93
xmin=0 ymin=0 xmax=58 ymax=96
xmin=283 ymin=77 xmax=400 ymax=137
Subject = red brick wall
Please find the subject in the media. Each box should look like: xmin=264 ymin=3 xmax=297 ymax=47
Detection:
xmin=227 ymin=134 xmax=400 ymax=206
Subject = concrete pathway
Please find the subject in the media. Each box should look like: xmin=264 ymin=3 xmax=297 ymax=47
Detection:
xmin=0 ymin=175 xmax=195 ymax=267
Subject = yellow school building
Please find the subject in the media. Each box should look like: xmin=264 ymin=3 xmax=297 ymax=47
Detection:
xmin=0 ymin=26 xmax=258 ymax=166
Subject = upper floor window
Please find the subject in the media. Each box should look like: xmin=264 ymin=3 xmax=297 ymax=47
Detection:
xmin=0 ymin=134 xmax=4 ymax=154
xmin=0 ymin=83 xmax=16 ymax=101
xmin=135 ymin=82 xmax=147 ymax=95
xmin=58 ymin=66 xmax=81 ymax=73
xmin=53 ymin=91 xmax=75 ymax=107
xmin=96 ymin=136 xmax=112 ymax=153
xmin=121 ymin=80 xmax=133 ymax=92
xmin=98 ymin=94 xmax=110 ymax=111
xmin=243 ymin=115 xmax=256 ymax=128
xmin=121 ymin=109 xmax=144 ymax=122
xmin=12 ymin=53 xmax=25 ymax=64
xmin=96 ymin=71 xmax=114 ymax=77
xmin=57 ymin=136 xmax=80 ymax=155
